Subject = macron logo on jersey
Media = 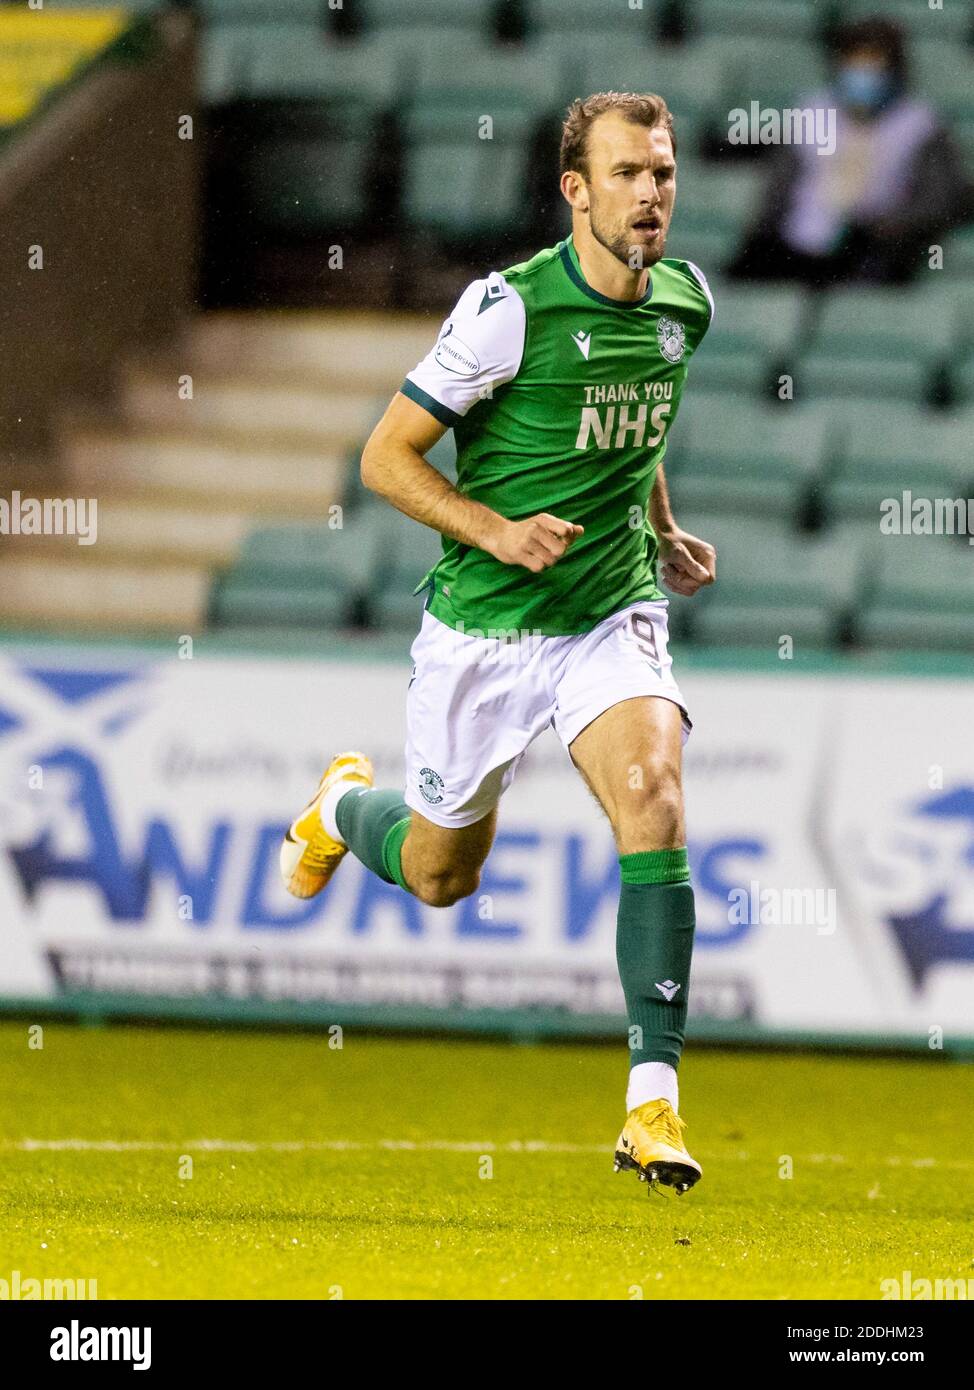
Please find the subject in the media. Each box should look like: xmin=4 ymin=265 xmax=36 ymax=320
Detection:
xmin=571 ymin=329 xmax=592 ymax=360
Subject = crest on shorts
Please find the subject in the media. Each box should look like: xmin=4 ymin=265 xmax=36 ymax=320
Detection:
xmin=419 ymin=767 xmax=445 ymax=805
xmin=657 ymin=315 xmax=686 ymax=364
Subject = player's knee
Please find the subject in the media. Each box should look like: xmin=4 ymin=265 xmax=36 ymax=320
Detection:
xmin=411 ymin=865 xmax=481 ymax=908
xmin=619 ymin=762 xmax=684 ymax=846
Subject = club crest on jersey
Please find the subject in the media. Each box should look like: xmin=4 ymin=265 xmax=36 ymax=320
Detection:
xmin=657 ymin=315 xmax=686 ymax=364
xmin=419 ymin=766 xmax=445 ymax=805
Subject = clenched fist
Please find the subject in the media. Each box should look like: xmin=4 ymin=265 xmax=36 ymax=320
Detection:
xmin=488 ymin=513 xmax=585 ymax=574
xmin=659 ymin=528 xmax=716 ymax=597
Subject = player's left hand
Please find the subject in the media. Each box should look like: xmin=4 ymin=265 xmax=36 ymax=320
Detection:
xmin=658 ymin=529 xmax=716 ymax=597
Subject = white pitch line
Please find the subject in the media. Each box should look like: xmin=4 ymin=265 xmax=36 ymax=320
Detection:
xmin=7 ymin=1138 xmax=607 ymax=1155
xmin=4 ymin=1139 xmax=973 ymax=1170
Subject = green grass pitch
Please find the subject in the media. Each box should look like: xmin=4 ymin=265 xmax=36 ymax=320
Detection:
xmin=1 ymin=1020 xmax=972 ymax=1300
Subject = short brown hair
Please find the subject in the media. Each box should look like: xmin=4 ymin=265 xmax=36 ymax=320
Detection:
xmin=560 ymin=91 xmax=677 ymax=180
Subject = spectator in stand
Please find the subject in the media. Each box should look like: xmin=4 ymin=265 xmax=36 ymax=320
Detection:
xmin=729 ymin=15 xmax=973 ymax=286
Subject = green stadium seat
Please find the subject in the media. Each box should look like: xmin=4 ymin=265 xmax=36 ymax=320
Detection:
xmin=841 ymin=0 xmax=970 ymax=41
xmin=571 ymin=37 xmax=726 ymax=152
xmin=248 ymin=30 xmax=398 ymax=104
xmin=402 ymin=97 xmax=539 ymax=241
xmin=202 ymin=26 xmax=401 ymax=105
xmin=667 ymin=392 xmax=830 ymax=520
xmin=912 ymin=40 xmax=974 ymax=110
xmin=952 ymin=348 xmax=974 ymax=404
xmin=532 ymin=0 xmax=658 ymax=37
xmin=825 ymin=400 xmax=972 ymax=521
xmin=692 ymin=596 xmax=837 ymax=646
xmin=942 ymin=223 xmax=974 ymax=282
xmin=797 ymin=286 xmax=958 ymax=403
xmin=198 ymin=0 xmax=325 ymax=21
xmin=674 ymin=165 xmax=763 ymax=227
xmin=411 ymin=35 xmax=563 ymax=113
xmin=718 ymin=34 xmax=828 ymax=108
xmin=668 ymin=165 xmax=763 ymax=275
xmin=858 ymin=532 xmax=974 ymax=652
xmin=211 ymin=517 xmax=386 ymax=629
xmin=660 ymin=224 xmax=736 ymax=273
xmin=367 ymin=505 xmax=444 ymax=631
xmin=358 ymin=0 xmax=495 ymax=30
xmin=212 ymin=578 xmax=354 ymax=630
xmin=676 ymin=282 xmax=809 ymax=394
xmin=672 ymin=511 xmax=871 ymax=647
xmin=690 ymin=0 xmax=828 ymax=40
xmin=941 ymin=92 xmax=974 ymax=169
xmin=51 ymin=0 xmax=161 ymax=8
xmin=239 ymin=518 xmax=382 ymax=585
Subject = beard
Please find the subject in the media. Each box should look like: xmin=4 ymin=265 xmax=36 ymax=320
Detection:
xmin=588 ymin=192 xmax=667 ymax=268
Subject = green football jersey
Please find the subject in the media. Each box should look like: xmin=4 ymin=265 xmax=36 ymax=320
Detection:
xmin=402 ymin=234 xmax=714 ymax=636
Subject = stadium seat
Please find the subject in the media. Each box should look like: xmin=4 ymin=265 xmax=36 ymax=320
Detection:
xmin=841 ymin=0 xmax=971 ymax=41
xmin=668 ymin=165 xmax=764 ymax=276
xmin=367 ymin=505 xmax=444 ymax=631
xmin=665 ymin=224 xmax=737 ymax=275
xmin=858 ymin=532 xmax=974 ymax=652
xmin=942 ymin=223 xmax=974 ymax=283
xmin=530 ymin=0 xmax=658 ymax=37
xmin=211 ymin=516 xmax=386 ymax=629
xmin=717 ymin=34 xmax=829 ymax=108
xmin=952 ymin=346 xmax=974 ymax=404
xmin=411 ymin=34 xmax=563 ymax=113
xmin=824 ymin=400 xmax=972 ymax=521
xmin=356 ymin=0 xmax=496 ymax=31
xmin=202 ymin=26 xmax=401 ymax=105
xmin=196 ymin=0 xmax=326 ymax=21
xmin=48 ymin=0 xmax=161 ymax=8
xmin=247 ymin=29 xmax=398 ymax=104
xmin=796 ymin=286 xmax=958 ymax=404
xmin=690 ymin=0 xmax=828 ymax=39
xmin=672 ymin=512 xmax=871 ymax=647
xmin=667 ymin=392 xmax=831 ymax=521
xmin=571 ymin=37 xmax=727 ymax=153
xmin=401 ymin=97 xmax=539 ymax=242
xmin=676 ymin=282 xmax=809 ymax=394
xmin=911 ymin=40 xmax=974 ymax=110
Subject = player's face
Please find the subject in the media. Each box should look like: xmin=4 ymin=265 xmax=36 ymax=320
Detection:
xmin=580 ymin=115 xmax=676 ymax=267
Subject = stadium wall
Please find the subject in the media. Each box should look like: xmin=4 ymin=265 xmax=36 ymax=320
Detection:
xmin=0 ymin=10 xmax=198 ymax=465
xmin=1 ymin=635 xmax=972 ymax=1055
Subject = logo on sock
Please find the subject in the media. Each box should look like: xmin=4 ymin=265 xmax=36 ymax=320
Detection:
xmin=655 ymin=979 xmax=681 ymax=1001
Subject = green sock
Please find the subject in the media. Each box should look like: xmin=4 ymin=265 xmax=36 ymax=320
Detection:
xmin=335 ymin=788 xmax=412 ymax=892
xmin=616 ymin=847 xmax=695 ymax=1071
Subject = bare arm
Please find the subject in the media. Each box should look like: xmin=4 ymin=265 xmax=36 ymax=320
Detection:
xmin=361 ymin=392 xmax=583 ymax=574
xmin=649 ymin=461 xmax=716 ymax=597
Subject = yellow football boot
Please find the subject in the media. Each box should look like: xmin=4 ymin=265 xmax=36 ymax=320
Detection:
xmin=613 ymin=1098 xmax=702 ymax=1195
xmin=279 ymin=751 xmax=373 ymax=899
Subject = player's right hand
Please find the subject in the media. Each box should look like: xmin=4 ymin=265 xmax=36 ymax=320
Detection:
xmin=489 ymin=514 xmax=584 ymax=573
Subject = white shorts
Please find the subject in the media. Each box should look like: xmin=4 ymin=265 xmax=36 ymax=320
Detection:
xmin=403 ymin=599 xmax=691 ymax=828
